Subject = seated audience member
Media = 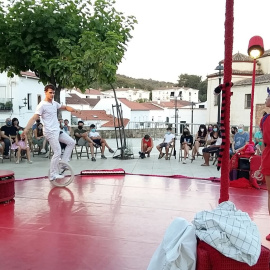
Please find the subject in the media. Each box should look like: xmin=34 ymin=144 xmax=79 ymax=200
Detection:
xmin=63 ymin=119 xmax=71 ymax=135
xmin=1 ymin=117 xmax=18 ymax=158
xmin=201 ymin=131 xmax=222 ymax=166
xmin=32 ymin=122 xmax=48 ymax=154
xmin=14 ymin=127 xmax=32 ymax=164
xmin=89 ymin=124 xmax=114 ymax=159
xmin=0 ymin=131 xmax=4 ymax=159
xmin=12 ymin=117 xmax=22 ymax=131
xmin=191 ymin=124 xmax=207 ymax=160
xmin=32 ymin=117 xmax=41 ymax=131
xmin=59 ymin=119 xmax=67 ymax=151
xmin=230 ymin=126 xmax=238 ymax=147
xmin=230 ymin=124 xmax=249 ymax=155
xmin=74 ymin=121 xmax=96 ymax=161
xmin=139 ymin=134 xmax=153 ymax=158
xmin=206 ymin=124 xmax=213 ymax=145
xmin=156 ymin=127 xmax=175 ymax=160
xmin=180 ymin=127 xmax=193 ymax=164
xmin=254 ymin=129 xmax=263 ymax=155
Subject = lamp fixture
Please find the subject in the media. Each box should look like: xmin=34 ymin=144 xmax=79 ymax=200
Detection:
xmin=248 ymin=36 xmax=264 ymax=59
xmin=19 ymin=97 xmax=28 ymax=110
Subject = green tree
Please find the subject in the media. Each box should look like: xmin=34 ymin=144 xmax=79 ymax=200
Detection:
xmin=0 ymin=0 xmax=137 ymax=102
xmin=177 ymin=73 xmax=207 ymax=102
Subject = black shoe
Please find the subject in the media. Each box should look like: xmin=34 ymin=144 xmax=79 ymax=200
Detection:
xmin=91 ymin=157 xmax=96 ymax=161
xmin=139 ymin=152 xmax=145 ymax=159
xmin=109 ymin=148 xmax=114 ymax=153
xmin=101 ymin=155 xmax=107 ymax=159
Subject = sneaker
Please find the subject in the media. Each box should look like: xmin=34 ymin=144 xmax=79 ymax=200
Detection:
xmin=27 ymin=160 xmax=33 ymax=164
xmin=16 ymin=160 xmax=19 ymax=164
xmin=50 ymin=174 xmax=64 ymax=181
xmin=91 ymin=157 xmax=96 ymax=162
xmin=40 ymin=148 xmax=46 ymax=153
xmin=158 ymin=153 xmax=165 ymax=159
xmin=182 ymin=160 xmax=186 ymax=164
xmin=147 ymin=153 xmax=150 ymax=157
xmin=101 ymin=155 xmax=107 ymax=159
xmin=109 ymin=148 xmax=114 ymax=153
xmin=165 ymin=155 xmax=168 ymax=160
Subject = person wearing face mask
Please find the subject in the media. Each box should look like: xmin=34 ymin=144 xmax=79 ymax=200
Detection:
xmin=32 ymin=122 xmax=48 ymax=155
xmin=74 ymin=121 xmax=96 ymax=161
xmin=180 ymin=128 xmax=193 ymax=164
xmin=13 ymin=127 xmax=32 ymax=164
xmin=89 ymin=124 xmax=114 ymax=159
xmin=230 ymin=126 xmax=238 ymax=147
xmin=139 ymin=134 xmax=153 ymax=158
xmin=230 ymin=124 xmax=249 ymax=155
xmin=191 ymin=124 xmax=207 ymax=160
xmin=0 ymin=117 xmax=18 ymax=158
xmin=156 ymin=127 xmax=175 ymax=160
xmin=206 ymin=124 xmax=213 ymax=145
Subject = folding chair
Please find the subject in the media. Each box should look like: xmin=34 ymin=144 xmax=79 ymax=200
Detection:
xmin=179 ymin=145 xmax=192 ymax=162
xmin=163 ymin=138 xmax=175 ymax=160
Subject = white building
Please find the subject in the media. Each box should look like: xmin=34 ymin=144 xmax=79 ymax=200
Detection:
xmin=0 ymin=71 xmax=68 ymax=127
xmin=152 ymin=87 xmax=199 ymax=103
xmin=206 ymin=51 xmax=270 ymax=127
xmin=101 ymin=87 xmax=150 ymax=101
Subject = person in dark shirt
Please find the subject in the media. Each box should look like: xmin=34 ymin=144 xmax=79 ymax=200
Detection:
xmin=180 ymin=127 xmax=193 ymax=164
xmin=1 ymin=117 xmax=18 ymax=158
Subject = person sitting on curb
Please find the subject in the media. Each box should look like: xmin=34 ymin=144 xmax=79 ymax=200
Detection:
xmin=89 ymin=124 xmax=114 ymax=159
xmin=74 ymin=121 xmax=96 ymax=161
xmin=201 ymin=131 xmax=222 ymax=166
xmin=156 ymin=127 xmax=175 ymax=160
xmin=139 ymin=134 xmax=153 ymax=158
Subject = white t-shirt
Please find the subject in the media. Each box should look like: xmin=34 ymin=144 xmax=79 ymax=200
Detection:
xmin=89 ymin=131 xmax=100 ymax=138
xmin=35 ymin=100 xmax=61 ymax=135
xmin=215 ymin=137 xmax=222 ymax=146
xmin=164 ymin=133 xmax=175 ymax=143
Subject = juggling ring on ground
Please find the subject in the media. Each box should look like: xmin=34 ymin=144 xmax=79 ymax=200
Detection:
xmin=48 ymin=161 xmax=74 ymax=187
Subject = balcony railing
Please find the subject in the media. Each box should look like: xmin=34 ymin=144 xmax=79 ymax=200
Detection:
xmin=0 ymin=98 xmax=13 ymax=111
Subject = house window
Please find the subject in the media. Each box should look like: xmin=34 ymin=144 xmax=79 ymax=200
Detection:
xmin=170 ymin=92 xmax=175 ymax=97
xmin=27 ymin=93 xmax=32 ymax=110
xmin=245 ymin=94 xmax=251 ymax=109
xmin=214 ymin=95 xmax=218 ymax=106
xmin=37 ymin=95 xmax=41 ymax=104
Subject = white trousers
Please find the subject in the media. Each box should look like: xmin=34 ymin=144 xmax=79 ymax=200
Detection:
xmin=45 ymin=131 xmax=75 ymax=178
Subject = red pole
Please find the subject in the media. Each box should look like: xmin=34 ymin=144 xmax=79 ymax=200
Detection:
xmin=249 ymin=59 xmax=256 ymax=143
xmin=218 ymin=0 xmax=234 ymax=203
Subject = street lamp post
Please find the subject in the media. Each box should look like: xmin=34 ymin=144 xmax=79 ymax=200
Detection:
xmin=174 ymin=92 xmax=182 ymax=135
xmin=247 ymin=36 xmax=264 ymax=143
xmin=215 ymin=63 xmax=224 ymax=125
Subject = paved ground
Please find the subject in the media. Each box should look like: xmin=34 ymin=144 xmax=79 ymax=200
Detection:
xmin=1 ymin=138 xmax=220 ymax=180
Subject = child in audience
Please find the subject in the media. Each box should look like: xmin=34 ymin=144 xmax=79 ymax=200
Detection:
xmin=14 ymin=127 xmax=32 ymax=164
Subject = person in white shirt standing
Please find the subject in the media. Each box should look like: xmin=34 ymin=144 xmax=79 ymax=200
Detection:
xmin=156 ymin=127 xmax=175 ymax=160
xmin=89 ymin=124 xmax=114 ymax=159
xmin=23 ymin=84 xmax=80 ymax=181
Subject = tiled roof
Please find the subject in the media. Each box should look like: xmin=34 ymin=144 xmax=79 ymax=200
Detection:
xmin=101 ymin=118 xmax=130 ymax=128
xmin=143 ymin=102 xmax=164 ymax=110
xmin=110 ymin=87 xmax=146 ymax=92
xmin=118 ymin=98 xmax=149 ymax=111
xmin=75 ymin=88 xmax=102 ymax=95
xmin=71 ymin=110 xmax=114 ymax=121
xmin=207 ymin=69 xmax=263 ymax=78
xmin=66 ymin=93 xmax=90 ymax=105
xmin=151 ymin=100 xmax=193 ymax=109
xmin=261 ymin=49 xmax=270 ymax=58
xmin=233 ymin=73 xmax=270 ymax=86
xmin=220 ymin=52 xmax=253 ymax=63
xmin=82 ymin=98 xmax=100 ymax=106
xmin=20 ymin=71 xmax=39 ymax=79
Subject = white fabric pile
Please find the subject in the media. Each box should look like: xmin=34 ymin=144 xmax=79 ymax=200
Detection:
xmin=193 ymin=201 xmax=261 ymax=266
xmin=147 ymin=217 xmax=197 ymax=270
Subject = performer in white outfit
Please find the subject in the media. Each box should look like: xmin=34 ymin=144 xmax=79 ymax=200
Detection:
xmin=23 ymin=84 xmax=80 ymax=181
